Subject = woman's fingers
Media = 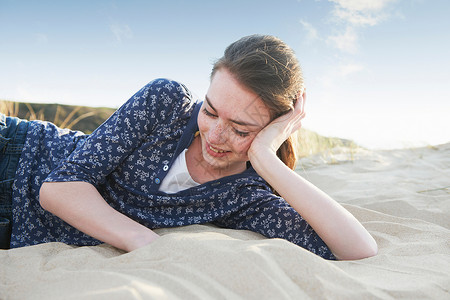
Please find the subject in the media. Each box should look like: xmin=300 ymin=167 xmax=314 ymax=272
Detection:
xmin=283 ymin=93 xmax=306 ymax=131
xmin=295 ymin=92 xmax=306 ymax=119
xmin=250 ymin=92 xmax=307 ymax=155
xmin=300 ymin=91 xmax=306 ymax=115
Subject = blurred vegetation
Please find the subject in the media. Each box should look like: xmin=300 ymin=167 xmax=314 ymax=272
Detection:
xmin=296 ymin=128 xmax=359 ymax=157
xmin=0 ymin=100 xmax=116 ymax=134
xmin=1 ymin=100 xmax=360 ymax=159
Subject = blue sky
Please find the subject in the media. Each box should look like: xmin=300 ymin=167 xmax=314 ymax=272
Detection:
xmin=1 ymin=0 xmax=449 ymax=149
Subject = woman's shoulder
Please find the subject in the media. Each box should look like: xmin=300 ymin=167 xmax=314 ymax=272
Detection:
xmin=135 ymin=78 xmax=199 ymax=121
xmin=142 ymin=78 xmax=194 ymax=104
xmin=142 ymin=78 xmax=190 ymax=95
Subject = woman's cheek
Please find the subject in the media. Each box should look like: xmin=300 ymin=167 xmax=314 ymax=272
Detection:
xmin=197 ymin=114 xmax=208 ymax=134
xmin=236 ymin=137 xmax=254 ymax=155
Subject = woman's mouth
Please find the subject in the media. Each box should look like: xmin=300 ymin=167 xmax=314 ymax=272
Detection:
xmin=205 ymin=141 xmax=230 ymax=157
xmin=209 ymin=145 xmax=226 ymax=153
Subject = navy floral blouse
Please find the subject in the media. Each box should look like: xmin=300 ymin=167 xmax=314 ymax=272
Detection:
xmin=10 ymin=79 xmax=335 ymax=259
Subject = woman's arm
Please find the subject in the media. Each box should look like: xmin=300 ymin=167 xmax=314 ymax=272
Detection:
xmin=39 ymin=80 xmax=190 ymax=251
xmin=40 ymin=181 xmax=159 ymax=252
xmin=248 ymin=94 xmax=377 ymax=260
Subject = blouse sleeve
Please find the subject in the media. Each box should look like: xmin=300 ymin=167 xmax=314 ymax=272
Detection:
xmin=44 ymin=78 xmax=194 ymax=186
xmin=213 ymin=185 xmax=336 ymax=260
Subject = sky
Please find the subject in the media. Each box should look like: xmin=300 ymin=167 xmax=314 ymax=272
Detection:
xmin=1 ymin=0 xmax=449 ymax=149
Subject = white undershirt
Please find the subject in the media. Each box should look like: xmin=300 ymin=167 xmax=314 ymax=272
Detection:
xmin=159 ymin=149 xmax=200 ymax=193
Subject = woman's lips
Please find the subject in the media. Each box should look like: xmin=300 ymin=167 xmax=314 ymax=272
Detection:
xmin=205 ymin=141 xmax=230 ymax=157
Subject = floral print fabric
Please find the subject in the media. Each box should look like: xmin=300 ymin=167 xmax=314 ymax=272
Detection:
xmin=10 ymin=79 xmax=335 ymax=259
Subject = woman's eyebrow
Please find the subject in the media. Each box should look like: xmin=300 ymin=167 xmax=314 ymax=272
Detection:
xmin=205 ymin=96 xmax=261 ymax=127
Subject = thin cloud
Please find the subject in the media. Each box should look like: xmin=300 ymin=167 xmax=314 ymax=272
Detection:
xmin=110 ymin=23 xmax=133 ymax=43
xmin=331 ymin=0 xmax=395 ymax=13
xmin=300 ymin=19 xmax=319 ymax=42
xmin=330 ymin=0 xmax=395 ymax=26
xmin=326 ymin=0 xmax=397 ymax=53
xmin=327 ymin=26 xmax=358 ymax=53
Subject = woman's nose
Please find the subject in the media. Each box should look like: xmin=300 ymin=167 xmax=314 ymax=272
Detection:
xmin=209 ymin=121 xmax=228 ymax=144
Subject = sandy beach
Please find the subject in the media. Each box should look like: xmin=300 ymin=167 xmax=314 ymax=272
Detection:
xmin=1 ymin=143 xmax=449 ymax=299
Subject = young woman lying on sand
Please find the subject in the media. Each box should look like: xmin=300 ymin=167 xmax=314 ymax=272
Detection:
xmin=0 ymin=35 xmax=377 ymax=260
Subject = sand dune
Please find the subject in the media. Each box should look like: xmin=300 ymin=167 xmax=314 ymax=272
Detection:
xmin=1 ymin=143 xmax=449 ymax=299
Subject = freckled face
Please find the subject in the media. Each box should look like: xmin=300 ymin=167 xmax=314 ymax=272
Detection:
xmin=197 ymin=68 xmax=271 ymax=173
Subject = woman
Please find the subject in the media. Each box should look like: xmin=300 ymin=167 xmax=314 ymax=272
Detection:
xmin=0 ymin=35 xmax=377 ymax=260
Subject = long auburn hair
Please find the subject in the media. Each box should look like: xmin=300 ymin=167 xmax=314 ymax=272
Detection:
xmin=211 ymin=34 xmax=304 ymax=173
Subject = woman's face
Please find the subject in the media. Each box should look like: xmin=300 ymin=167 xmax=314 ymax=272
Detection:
xmin=197 ymin=68 xmax=271 ymax=172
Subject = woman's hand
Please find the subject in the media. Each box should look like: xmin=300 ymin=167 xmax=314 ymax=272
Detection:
xmin=248 ymin=92 xmax=305 ymax=159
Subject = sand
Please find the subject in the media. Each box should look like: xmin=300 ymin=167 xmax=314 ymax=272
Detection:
xmin=1 ymin=143 xmax=449 ymax=299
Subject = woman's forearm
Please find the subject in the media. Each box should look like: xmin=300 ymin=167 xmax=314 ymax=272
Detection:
xmin=39 ymin=181 xmax=159 ymax=252
xmin=249 ymin=149 xmax=377 ymax=260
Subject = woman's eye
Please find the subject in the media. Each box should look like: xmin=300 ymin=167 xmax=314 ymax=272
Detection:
xmin=234 ymin=129 xmax=249 ymax=137
xmin=203 ymin=107 xmax=248 ymax=137
xmin=202 ymin=108 xmax=216 ymax=118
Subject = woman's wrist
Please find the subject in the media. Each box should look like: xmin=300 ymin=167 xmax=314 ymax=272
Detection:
xmin=248 ymin=141 xmax=276 ymax=161
xmin=248 ymin=145 xmax=282 ymax=178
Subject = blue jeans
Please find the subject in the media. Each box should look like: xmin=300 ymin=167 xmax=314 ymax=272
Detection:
xmin=0 ymin=113 xmax=29 ymax=249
